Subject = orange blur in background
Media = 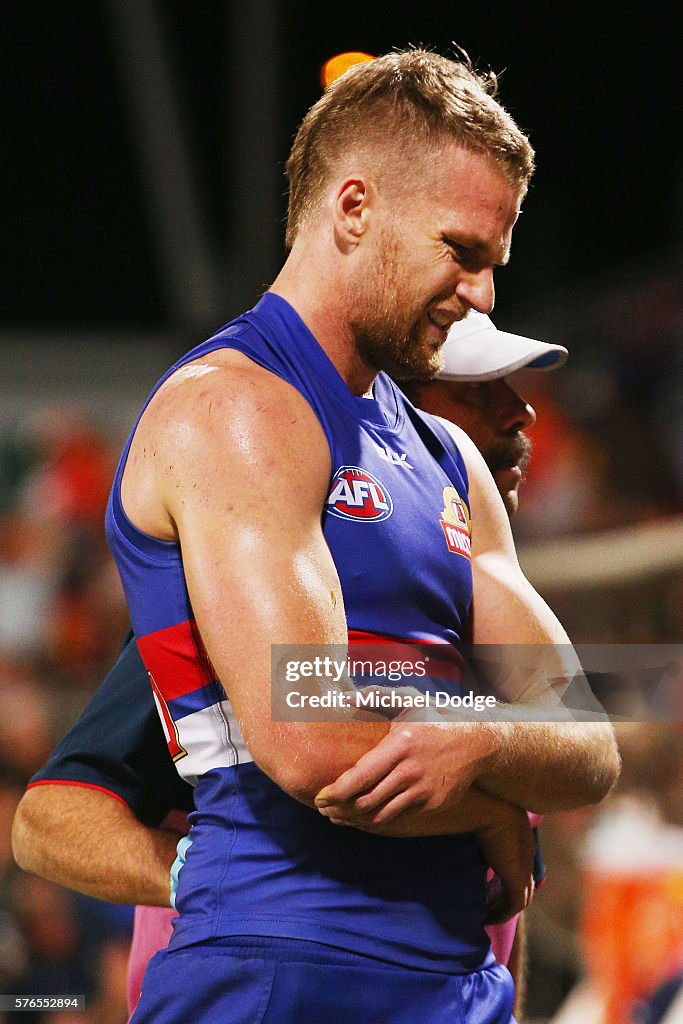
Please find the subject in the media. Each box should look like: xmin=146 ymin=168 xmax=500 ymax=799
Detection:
xmin=321 ymin=52 xmax=375 ymax=87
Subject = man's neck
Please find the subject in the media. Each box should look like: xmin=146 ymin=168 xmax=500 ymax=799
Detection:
xmin=270 ymin=249 xmax=378 ymax=397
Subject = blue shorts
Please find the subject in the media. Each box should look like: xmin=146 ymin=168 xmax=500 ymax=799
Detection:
xmin=130 ymin=937 xmax=516 ymax=1024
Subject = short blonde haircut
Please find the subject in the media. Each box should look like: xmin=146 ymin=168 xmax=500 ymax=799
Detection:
xmin=285 ymin=48 xmax=535 ymax=249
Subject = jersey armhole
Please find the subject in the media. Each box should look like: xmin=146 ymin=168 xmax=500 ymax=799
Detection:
xmin=26 ymin=778 xmax=130 ymax=809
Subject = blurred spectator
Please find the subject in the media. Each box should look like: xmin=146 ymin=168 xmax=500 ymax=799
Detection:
xmin=10 ymin=875 xmax=90 ymax=998
xmin=0 ymin=677 xmax=58 ymax=786
xmin=513 ymin=384 xmax=605 ymax=538
xmin=86 ymin=939 xmax=134 ymax=1024
xmin=0 ymin=405 xmax=127 ymax=679
xmin=0 ymin=404 xmax=132 ymax=1022
xmin=19 ymin=405 xmax=115 ymax=527
xmin=0 ymin=515 xmax=56 ymax=658
xmin=526 ymin=725 xmax=683 ymax=1023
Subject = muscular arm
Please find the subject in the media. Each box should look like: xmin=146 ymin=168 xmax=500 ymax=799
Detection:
xmin=122 ymin=353 xmax=396 ymax=802
xmin=456 ymin=421 xmax=620 ymax=811
xmin=315 ymin=422 xmax=619 ymax=824
xmin=12 ymin=786 xmax=177 ymax=906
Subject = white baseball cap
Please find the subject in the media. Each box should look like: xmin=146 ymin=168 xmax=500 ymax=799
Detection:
xmin=438 ymin=311 xmax=568 ymax=381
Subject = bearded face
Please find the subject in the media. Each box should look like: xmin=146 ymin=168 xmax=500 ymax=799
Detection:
xmin=486 ymin=430 xmax=533 ymax=478
xmin=348 ymin=221 xmax=467 ymax=381
xmin=406 ymin=377 xmax=537 ymax=515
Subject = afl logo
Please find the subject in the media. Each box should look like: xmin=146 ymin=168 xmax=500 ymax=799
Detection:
xmin=327 ymin=466 xmax=393 ymax=522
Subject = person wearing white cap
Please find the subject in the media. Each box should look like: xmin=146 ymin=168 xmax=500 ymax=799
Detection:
xmin=402 ymin=312 xmax=568 ymax=514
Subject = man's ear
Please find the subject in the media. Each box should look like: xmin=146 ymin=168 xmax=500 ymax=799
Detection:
xmin=333 ymin=177 xmax=372 ymax=250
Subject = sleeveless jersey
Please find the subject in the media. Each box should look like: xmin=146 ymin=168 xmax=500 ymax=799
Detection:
xmin=106 ymin=293 xmax=491 ymax=972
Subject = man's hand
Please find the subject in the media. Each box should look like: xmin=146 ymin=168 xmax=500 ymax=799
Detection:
xmin=315 ymin=718 xmax=497 ymax=826
xmin=477 ymin=803 xmax=535 ymax=925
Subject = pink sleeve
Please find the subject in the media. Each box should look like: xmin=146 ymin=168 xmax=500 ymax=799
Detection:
xmin=126 ymin=811 xmax=189 ymax=1016
xmin=127 ymin=905 xmax=177 ymax=1017
xmin=485 ymin=914 xmax=519 ymax=966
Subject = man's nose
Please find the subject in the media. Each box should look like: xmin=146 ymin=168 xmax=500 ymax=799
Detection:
xmin=505 ymin=393 xmax=536 ymax=430
xmin=497 ymin=381 xmax=537 ymax=431
xmin=455 ymin=267 xmax=495 ymax=315
xmin=516 ymin=399 xmax=536 ymax=431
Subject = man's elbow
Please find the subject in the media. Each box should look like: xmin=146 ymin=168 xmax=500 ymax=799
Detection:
xmin=244 ymin=720 xmax=361 ymax=807
xmin=250 ymin=736 xmax=342 ymax=807
xmin=575 ymin=734 xmax=621 ymax=808
xmin=530 ymin=731 xmax=622 ymax=814
xmin=11 ymin=793 xmax=44 ymax=875
xmin=254 ymin=756 xmax=329 ymax=806
xmin=11 ymin=785 xmax=79 ymax=878
xmin=591 ymin=738 xmax=622 ymax=804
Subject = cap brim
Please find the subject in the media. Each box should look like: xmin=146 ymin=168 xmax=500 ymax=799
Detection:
xmin=438 ymin=314 xmax=568 ymax=382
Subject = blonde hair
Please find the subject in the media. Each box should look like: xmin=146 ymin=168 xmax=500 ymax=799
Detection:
xmin=285 ymin=48 xmax=534 ymax=249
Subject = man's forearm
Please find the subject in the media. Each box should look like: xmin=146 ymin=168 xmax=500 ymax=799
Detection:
xmin=315 ymin=714 xmax=620 ymax=831
xmin=12 ymin=785 xmax=177 ymax=906
xmin=422 ymin=668 xmax=620 ymax=812
xmin=476 ymin=720 xmax=620 ymax=812
xmin=507 ymin=915 xmax=527 ymax=1021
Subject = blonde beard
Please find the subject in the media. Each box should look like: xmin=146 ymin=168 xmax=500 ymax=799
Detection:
xmin=345 ymin=229 xmax=448 ymax=381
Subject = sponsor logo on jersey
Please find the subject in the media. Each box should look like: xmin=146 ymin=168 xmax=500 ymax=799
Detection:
xmin=375 ymin=444 xmax=414 ymax=470
xmin=439 ymin=485 xmax=471 ymax=559
xmin=327 ymin=466 xmax=393 ymax=522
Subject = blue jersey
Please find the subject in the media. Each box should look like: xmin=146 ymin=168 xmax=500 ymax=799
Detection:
xmin=105 ymin=293 xmax=490 ymax=971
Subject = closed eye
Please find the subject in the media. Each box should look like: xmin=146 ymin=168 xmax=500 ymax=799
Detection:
xmin=443 ymin=236 xmax=509 ymax=271
xmin=443 ymin=236 xmax=470 ymax=260
xmin=442 ymin=236 xmax=483 ymax=271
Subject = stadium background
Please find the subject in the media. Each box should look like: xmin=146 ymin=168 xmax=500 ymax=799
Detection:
xmin=1 ymin=3 xmax=682 ymax=1021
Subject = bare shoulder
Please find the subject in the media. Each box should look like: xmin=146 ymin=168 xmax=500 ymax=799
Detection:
xmin=121 ymin=348 xmax=331 ymax=540
xmin=434 ymin=416 xmax=502 ymax=507
xmin=433 ymin=417 xmax=490 ymax=481
xmin=147 ymin=348 xmax=326 ymax=455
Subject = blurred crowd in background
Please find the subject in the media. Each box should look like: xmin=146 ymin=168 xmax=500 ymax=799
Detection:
xmin=513 ymin=270 xmax=683 ymax=544
xmin=0 ymin=407 xmax=132 ymax=1023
